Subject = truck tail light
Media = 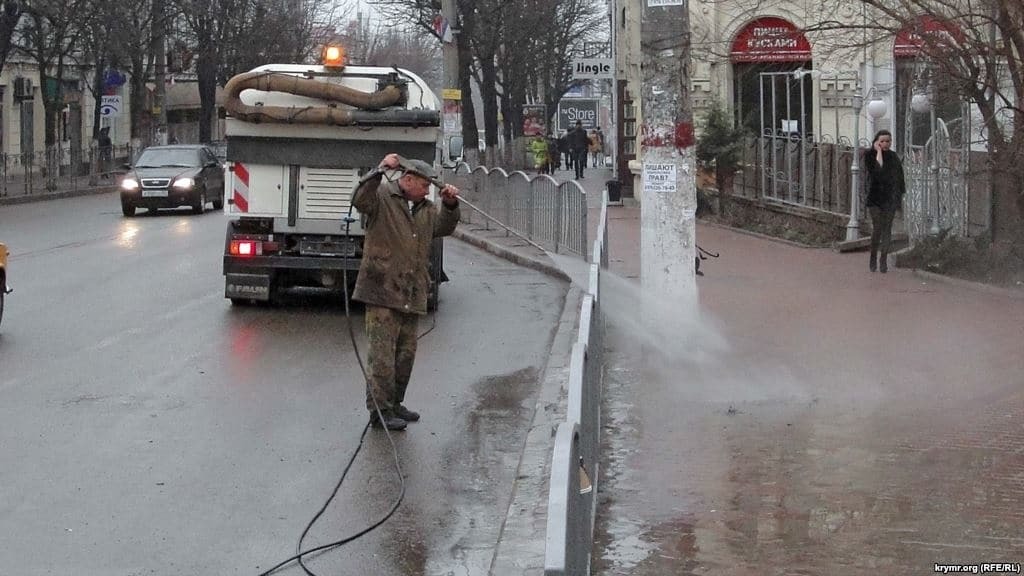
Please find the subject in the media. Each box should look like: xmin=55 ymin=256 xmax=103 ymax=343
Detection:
xmin=229 ymin=239 xmax=279 ymax=257
xmin=230 ymin=240 xmax=260 ymax=257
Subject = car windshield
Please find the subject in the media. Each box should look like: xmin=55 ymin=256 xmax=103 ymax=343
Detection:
xmin=135 ymin=148 xmax=202 ymax=168
xmin=209 ymin=141 xmax=227 ymax=162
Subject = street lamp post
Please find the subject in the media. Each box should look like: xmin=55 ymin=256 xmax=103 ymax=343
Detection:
xmin=846 ymin=93 xmax=888 ymax=242
xmin=911 ymin=91 xmax=940 ymax=234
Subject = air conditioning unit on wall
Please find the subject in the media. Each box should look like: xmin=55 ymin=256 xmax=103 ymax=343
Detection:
xmin=14 ymin=77 xmax=33 ymax=99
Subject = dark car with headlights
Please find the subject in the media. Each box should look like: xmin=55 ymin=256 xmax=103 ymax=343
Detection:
xmin=120 ymin=145 xmax=225 ymax=216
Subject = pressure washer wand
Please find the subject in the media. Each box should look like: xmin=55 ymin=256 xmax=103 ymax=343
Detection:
xmin=395 ymin=156 xmax=549 ymax=253
xmin=451 ymin=195 xmax=550 ymax=253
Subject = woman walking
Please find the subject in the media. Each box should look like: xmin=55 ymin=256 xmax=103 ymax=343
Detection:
xmin=863 ymin=129 xmax=906 ymax=273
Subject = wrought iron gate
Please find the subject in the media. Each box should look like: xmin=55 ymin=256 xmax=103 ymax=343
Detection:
xmin=899 ymin=66 xmax=970 ymax=241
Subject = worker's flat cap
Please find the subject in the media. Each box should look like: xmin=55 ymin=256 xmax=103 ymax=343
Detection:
xmin=403 ymin=159 xmax=439 ymax=182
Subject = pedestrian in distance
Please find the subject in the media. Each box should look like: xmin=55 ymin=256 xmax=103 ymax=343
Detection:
xmin=97 ymin=127 xmax=113 ymax=179
xmin=863 ymin=129 xmax=906 ymax=273
xmin=546 ymin=133 xmax=561 ymax=173
xmin=351 ymin=153 xmax=461 ymax=430
xmin=593 ymin=126 xmax=605 ymax=167
xmin=588 ymin=130 xmax=600 ymax=167
xmin=567 ymin=120 xmax=590 ymax=179
xmin=530 ymin=134 xmax=549 ymax=175
xmin=557 ymin=131 xmax=570 ymax=171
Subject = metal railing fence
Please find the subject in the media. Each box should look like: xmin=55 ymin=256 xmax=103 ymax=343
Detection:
xmin=441 ymin=161 xmax=606 ymax=574
xmin=544 ymin=189 xmax=608 ymax=576
xmin=444 ymin=163 xmax=589 ymax=260
xmin=0 ymin=144 xmax=134 ymax=198
xmin=735 ymin=133 xmax=861 ymax=217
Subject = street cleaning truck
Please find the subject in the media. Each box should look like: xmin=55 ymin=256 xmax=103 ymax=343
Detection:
xmin=221 ymin=47 xmax=446 ymax=308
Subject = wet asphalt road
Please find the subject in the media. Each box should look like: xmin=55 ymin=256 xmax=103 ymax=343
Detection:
xmin=0 ymin=193 xmax=567 ymax=575
xmin=593 ymin=217 xmax=1024 ymax=575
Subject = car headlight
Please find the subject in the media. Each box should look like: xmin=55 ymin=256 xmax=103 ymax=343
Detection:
xmin=172 ymin=177 xmax=195 ymax=190
xmin=121 ymin=178 xmax=140 ymax=191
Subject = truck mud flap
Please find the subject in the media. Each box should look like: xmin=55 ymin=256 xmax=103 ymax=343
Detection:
xmin=226 ymin=273 xmax=272 ymax=301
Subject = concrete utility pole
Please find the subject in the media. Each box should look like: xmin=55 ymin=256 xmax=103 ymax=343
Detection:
xmin=440 ymin=0 xmax=461 ymax=164
xmin=153 ymin=0 xmax=168 ymax=146
xmin=640 ymin=1 xmax=698 ymax=312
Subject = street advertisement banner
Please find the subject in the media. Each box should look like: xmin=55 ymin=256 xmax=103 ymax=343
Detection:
xmin=443 ymin=100 xmax=461 ymax=133
xmin=522 ymin=104 xmax=547 ymax=136
xmin=557 ymin=98 xmax=599 ymax=131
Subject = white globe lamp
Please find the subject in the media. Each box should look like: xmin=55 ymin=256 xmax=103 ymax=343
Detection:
xmin=866 ymin=98 xmax=887 ymax=120
xmin=911 ymin=93 xmax=931 ymax=114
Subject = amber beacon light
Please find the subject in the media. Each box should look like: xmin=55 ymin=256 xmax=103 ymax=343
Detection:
xmin=321 ymin=45 xmax=346 ymax=68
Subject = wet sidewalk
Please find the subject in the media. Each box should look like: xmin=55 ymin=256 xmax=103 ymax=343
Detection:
xmin=0 ymin=177 xmax=118 ymax=206
xmin=595 ymin=196 xmax=1024 ymax=575
xmin=454 ymin=166 xmax=1024 ymax=575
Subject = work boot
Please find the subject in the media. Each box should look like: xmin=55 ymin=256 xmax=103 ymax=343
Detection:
xmin=879 ymin=252 xmax=888 ymax=273
xmin=369 ymin=411 xmax=407 ymax=431
xmin=869 ymin=251 xmax=877 ymax=272
xmin=393 ymin=404 xmax=420 ymax=422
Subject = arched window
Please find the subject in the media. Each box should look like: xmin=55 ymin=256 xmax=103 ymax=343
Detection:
xmin=730 ymin=17 xmax=813 ymax=136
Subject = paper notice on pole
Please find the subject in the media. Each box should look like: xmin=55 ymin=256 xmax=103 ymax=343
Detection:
xmin=643 ymin=163 xmax=677 ymax=194
xmin=647 ymin=0 xmax=684 ymax=6
xmin=444 ymin=112 xmax=459 ymax=132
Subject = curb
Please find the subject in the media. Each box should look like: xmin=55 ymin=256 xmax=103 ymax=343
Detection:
xmin=909 ymin=268 xmax=1024 ymax=300
xmin=697 ymin=218 xmax=827 ymax=250
xmin=452 ymin=228 xmax=572 ymax=283
xmin=0 ymin=185 xmax=117 ymax=206
xmin=451 ymin=223 xmax=582 ymax=574
xmin=890 ymin=244 xmax=1024 ymax=299
xmin=489 ymin=285 xmax=582 ymax=575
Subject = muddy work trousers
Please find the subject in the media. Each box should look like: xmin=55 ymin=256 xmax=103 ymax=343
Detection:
xmin=365 ymin=305 xmax=419 ymax=414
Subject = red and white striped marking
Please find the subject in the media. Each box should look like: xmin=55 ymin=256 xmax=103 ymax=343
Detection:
xmin=232 ymin=162 xmax=250 ymax=213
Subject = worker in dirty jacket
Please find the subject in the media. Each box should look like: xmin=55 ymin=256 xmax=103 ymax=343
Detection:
xmin=352 ymin=153 xmax=461 ymax=431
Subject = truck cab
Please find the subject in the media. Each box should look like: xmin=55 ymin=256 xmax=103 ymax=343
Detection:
xmin=221 ymin=52 xmax=446 ymax=308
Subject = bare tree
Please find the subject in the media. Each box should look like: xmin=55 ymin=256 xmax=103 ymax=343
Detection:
xmin=0 ymin=0 xmax=23 ymax=76
xmin=336 ymin=9 xmax=440 ymax=87
xmin=371 ymin=0 xmax=605 ymax=159
xmin=16 ymin=0 xmax=90 ymax=149
xmin=370 ymin=0 xmax=483 ymax=153
xmin=73 ymin=0 xmax=126 ymax=142
xmin=526 ymin=0 xmax=605 ymax=136
xmin=172 ymin=0 xmax=349 ymax=142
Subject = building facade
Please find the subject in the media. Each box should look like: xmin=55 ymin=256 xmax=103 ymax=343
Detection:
xmin=613 ymin=0 xmax=974 ymax=229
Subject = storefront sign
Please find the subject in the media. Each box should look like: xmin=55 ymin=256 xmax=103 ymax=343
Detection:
xmin=572 ymin=58 xmax=613 ymax=80
xmin=730 ymin=17 xmax=812 ymax=63
xmin=100 ymin=95 xmax=122 ymax=117
xmin=893 ymin=16 xmax=963 ymax=58
xmin=557 ymin=98 xmax=599 ymax=131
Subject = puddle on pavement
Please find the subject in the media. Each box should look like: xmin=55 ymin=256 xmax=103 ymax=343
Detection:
xmin=413 ymin=367 xmax=539 ymax=575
